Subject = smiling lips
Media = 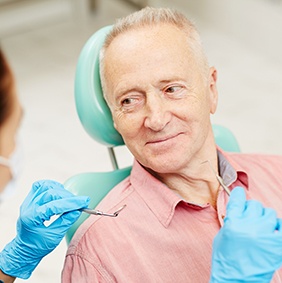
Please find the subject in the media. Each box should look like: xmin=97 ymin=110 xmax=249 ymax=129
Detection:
xmin=146 ymin=133 xmax=182 ymax=145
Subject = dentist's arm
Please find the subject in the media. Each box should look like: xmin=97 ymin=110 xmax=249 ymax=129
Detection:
xmin=0 ymin=270 xmax=15 ymax=283
xmin=0 ymin=180 xmax=89 ymax=280
xmin=210 ymin=186 xmax=282 ymax=283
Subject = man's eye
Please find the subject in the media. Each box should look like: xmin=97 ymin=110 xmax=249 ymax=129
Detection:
xmin=165 ymin=85 xmax=182 ymax=93
xmin=121 ymin=98 xmax=134 ymax=105
xmin=119 ymin=95 xmax=144 ymax=113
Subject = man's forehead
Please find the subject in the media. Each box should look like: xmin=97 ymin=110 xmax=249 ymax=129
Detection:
xmin=106 ymin=23 xmax=186 ymax=52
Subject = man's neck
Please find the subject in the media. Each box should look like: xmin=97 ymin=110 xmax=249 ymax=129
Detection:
xmin=149 ymin=153 xmax=221 ymax=208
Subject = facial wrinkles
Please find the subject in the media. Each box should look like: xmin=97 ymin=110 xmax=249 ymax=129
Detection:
xmin=106 ymin=26 xmax=194 ymax=90
xmin=113 ymin=89 xmax=206 ymax=148
xmin=109 ymin=29 xmax=206 ymax=100
xmin=111 ymin=69 xmax=201 ymax=119
xmin=105 ymin=24 xmax=211 ymax=150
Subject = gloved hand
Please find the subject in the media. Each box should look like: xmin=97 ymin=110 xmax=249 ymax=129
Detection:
xmin=210 ymin=186 xmax=282 ymax=283
xmin=0 ymin=180 xmax=90 ymax=279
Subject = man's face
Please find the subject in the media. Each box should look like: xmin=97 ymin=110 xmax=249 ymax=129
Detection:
xmin=103 ymin=24 xmax=218 ymax=174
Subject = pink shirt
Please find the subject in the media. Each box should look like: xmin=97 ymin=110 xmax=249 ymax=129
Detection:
xmin=62 ymin=149 xmax=282 ymax=282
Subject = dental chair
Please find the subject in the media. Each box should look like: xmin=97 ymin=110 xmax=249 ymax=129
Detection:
xmin=64 ymin=26 xmax=241 ymax=244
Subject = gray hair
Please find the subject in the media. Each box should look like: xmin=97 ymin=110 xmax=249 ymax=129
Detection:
xmin=100 ymin=7 xmax=209 ymax=103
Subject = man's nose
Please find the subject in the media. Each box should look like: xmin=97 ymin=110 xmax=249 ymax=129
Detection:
xmin=144 ymin=93 xmax=171 ymax=131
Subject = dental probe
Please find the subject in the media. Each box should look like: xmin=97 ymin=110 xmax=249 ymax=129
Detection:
xmin=82 ymin=204 xmax=127 ymax=217
xmin=202 ymin=160 xmax=231 ymax=196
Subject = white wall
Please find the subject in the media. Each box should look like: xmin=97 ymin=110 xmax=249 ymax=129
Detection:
xmin=0 ymin=0 xmax=83 ymax=38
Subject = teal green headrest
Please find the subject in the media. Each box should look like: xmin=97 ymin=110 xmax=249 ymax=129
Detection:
xmin=74 ymin=25 xmax=124 ymax=147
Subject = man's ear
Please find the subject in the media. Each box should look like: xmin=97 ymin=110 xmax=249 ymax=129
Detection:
xmin=208 ymin=67 xmax=218 ymax=114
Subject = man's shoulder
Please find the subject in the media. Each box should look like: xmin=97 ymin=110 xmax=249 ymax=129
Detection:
xmin=226 ymin=151 xmax=282 ymax=167
xmin=226 ymin=151 xmax=282 ymax=215
xmin=66 ymin=176 xmax=134 ymax=253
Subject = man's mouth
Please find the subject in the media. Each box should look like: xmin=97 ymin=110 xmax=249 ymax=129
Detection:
xmin=146 ymin=133 xmax=182 ymax=145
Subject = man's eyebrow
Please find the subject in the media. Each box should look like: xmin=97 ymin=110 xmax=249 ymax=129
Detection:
xmin=159 ymin=77 xmax=185 ymax=84
xmin=115 ymin=87 xmax=143 ymax=101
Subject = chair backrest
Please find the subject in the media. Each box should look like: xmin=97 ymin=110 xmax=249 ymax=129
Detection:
xmin=64 ymin=25 xmax=241 ymax=244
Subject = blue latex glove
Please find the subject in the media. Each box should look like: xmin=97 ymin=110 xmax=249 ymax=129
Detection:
xmin=210 ymin=186 xmax=282 ymax=283
xmin=0 ymin=180 xmax=90 ymax=279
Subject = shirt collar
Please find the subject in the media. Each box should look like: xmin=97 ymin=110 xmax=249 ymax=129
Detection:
xmin=130 ymin=149 xmax=250 ymax=227
xmin=130 ymin=160 xmax=182 ymax=228
xmin=217 ymin=147 xmax=250 ymax=189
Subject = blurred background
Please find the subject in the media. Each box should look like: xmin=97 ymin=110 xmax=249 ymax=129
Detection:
xmin=0 ymin=0 xmax=282 ymax=282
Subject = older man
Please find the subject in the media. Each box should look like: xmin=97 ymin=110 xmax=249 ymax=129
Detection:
xmin=62 ymin=7 xmax=282 ymax=282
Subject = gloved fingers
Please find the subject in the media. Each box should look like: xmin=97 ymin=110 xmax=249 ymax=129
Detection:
xmin=32 ymin=195 xmax=90 ymax=225
xmin=275 ymin=218 xmax=282 ymax=232
xmin=21 ymin=180 xmax=68 ymax=209
xmin=244 ymin=200 xmax=264 ymax=218
xmin=226 ymin=186 xmax=246 ymax=218
xmin=261 ymin=207 xmax=279 ymax=232
xmin=244 ymin=205 xmax=278 ymax=233
xmin=20 ymin=180 xmax=81 ymax=217
xmin=20 ymin=181 xmax=45 ymax=209
xmin=31 ymin=185 xmax=78 ymax=207
xmin=49 ymin=210 xmax=82 ymax=232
